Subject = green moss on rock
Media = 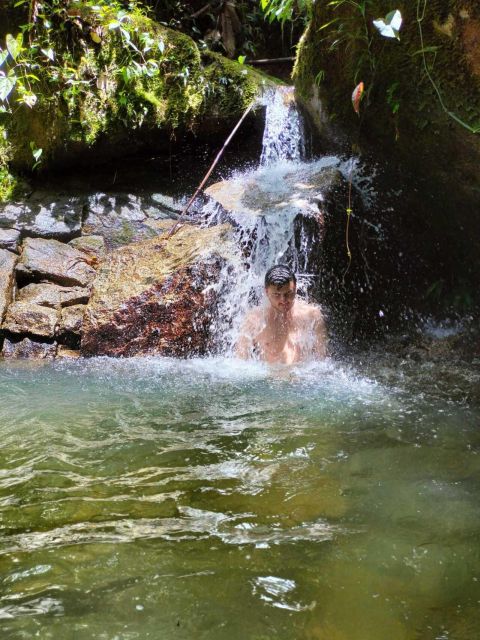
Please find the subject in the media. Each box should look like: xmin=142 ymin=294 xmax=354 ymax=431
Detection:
xmin=2 ymin=1 xmax=275 ymax=178
xmin=201 ymin=51 xmax=273 ymax=117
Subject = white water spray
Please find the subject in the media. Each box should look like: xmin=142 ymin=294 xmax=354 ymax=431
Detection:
xmin=203 ymin=87 xmax=341 ymax=353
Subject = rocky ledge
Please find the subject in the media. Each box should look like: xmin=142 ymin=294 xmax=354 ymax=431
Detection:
xmin=0 ymin=188 xmax=235 ymax=359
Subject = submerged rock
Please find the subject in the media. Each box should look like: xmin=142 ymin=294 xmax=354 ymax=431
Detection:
xmin=0 ymin=249 xmax=17 ymax=323
xmin=81 ymin=224 xmax=234 ymax=357
xmin=18 ymin=238 xmax=97 ymax=288
xmin=57 ymin=346 xmax=81 ymax=359
xmin=2 ymin=337 xmax=57 ymax=359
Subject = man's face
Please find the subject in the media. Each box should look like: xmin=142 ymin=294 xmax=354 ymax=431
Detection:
xmin=265 ymin=280 xmax=296 ymax=313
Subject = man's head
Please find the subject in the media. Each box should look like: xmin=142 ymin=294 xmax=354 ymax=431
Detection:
xmin=264 ymin=264 xmax=296 ymax=313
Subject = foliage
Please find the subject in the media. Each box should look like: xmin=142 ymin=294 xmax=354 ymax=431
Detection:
xmin=0 ymin=0 xmax=269 ymax=177
xmin=292 ymin=0 xmax=480 ymax=136
xmin=260 ymin=0 xmax=312 ymax=25
xmin=0 ymin=125 xmax=17 ymax=201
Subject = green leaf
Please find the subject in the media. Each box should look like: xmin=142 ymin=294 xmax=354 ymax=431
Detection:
xmin=0 ymin=73 xmax=16 ymax=101
xmin=318 ymin=18 xmax=340 ymax=32
xmin=0 ymin=50 xmax=8 ymax=67
xmin=237 ymin=55 xmax=246 ymax=65
xmin=20 ymin=91 xmax=37 ymax=108
xmin=32 ymin=147 xmax=42 ymax=161
xmin=6 ymin=33 xmax=22 ymax=61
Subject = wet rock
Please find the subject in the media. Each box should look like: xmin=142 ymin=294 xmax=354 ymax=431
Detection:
xmin=82 ymin=193 xmax=177 ymax=249
xmin=60 ymin=305 xmax=85 ymax=336
xmin=0 ymin=229 xmax=21 ymax=253
xmin=0 ymin=249 xmax=17 ymax=323
xmin=69 ymin=235 xmax=106 ymax=263
xmin=205 ymin=161 xmax=340 ymax=221
xmin=57 ymin=346 xmax=81 ymax=358
xmin=15 ymin=283 xmax=90 ymax=308
xmin=18 ymin=238 xmax=97 ymax=287
xmin=2 ymin=337 xmax=57 ymax=359
xmin=0 ymin=193 xmax=84 ymax=240
xmin=2 ymin=302 xmax=59 ymax=338
xmin=81 ymin=224 xmax=234 ymax=357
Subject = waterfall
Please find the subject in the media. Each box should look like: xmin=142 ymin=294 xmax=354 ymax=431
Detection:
xmin=260 ymin=86 xmax=305 ymax=166
xmin=204 ymin=86 xmax=329 ymax=353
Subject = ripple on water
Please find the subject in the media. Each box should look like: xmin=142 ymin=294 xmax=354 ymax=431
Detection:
xmin=0 ymin=354 xmax=479 ymax=639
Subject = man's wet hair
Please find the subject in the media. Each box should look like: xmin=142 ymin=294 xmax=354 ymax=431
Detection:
xmin=264 ymin=264 xmax=296 ymax=288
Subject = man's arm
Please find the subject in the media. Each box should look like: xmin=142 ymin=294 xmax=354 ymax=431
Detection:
xmin=312 ymin=307 xmax=327 ymax=358
xmin=234 ymin=311 xmax=258 ymax=359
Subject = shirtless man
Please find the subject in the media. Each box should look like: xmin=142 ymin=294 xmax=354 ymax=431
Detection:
xmin=235 ymin=264 xmax=327 ymax=364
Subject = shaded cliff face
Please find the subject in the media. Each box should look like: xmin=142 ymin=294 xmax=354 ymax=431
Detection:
xmin=294 ymin=0 xmax=480 ymax=313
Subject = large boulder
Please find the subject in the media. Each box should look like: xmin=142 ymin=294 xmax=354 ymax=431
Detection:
xmin=81 ymin=224 xmax=234 ymax=357
xmin=0 ymin=249 xmax=17 ymax=323
xmin=2 ymin=2 xmax=270 ymax=174
xmin=81 ymin=193 xmax=176 ymax=249
xmin=17 ymin=238 xmax=97 ymax=288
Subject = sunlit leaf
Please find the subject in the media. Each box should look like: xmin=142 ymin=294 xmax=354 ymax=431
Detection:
xmin=237 ymin=55 xmax=246 ymax=65
xmin=351 ymin=81 xmax=364 ymax=114
xmin=21 ymin=91 xmax=37 ymax=107
xmin=6 ymin=33 xmax=22 ymax=61
xmin=90 ymin=29 xmax=102 ymax=43
xmin=373 ymin=9 xmax=402 ymax=40
xmin=0 ymin=50 xmax=8 ymax=67
xmin=0 ymin=73 xmax=16 ymax=101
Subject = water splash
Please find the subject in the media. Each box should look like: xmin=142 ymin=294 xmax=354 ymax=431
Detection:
xmin=204 ymin=83 xmax=338 ymax=353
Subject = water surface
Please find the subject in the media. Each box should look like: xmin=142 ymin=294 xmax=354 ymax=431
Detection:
xmin=0 ymin=355 xmax=479 ymax=639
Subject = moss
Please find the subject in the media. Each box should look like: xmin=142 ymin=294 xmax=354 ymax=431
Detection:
xmin=201 ymin=51 xmax=275 ymax=117
xmin=0 ymin=124 xmax=17 ymax=202
xmin=3 ymin=1 xmax=276 ymax=174
xmin=294 ymin=0 xmax=480 ymax=139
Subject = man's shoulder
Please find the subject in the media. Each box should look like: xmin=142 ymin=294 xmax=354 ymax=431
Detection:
xmin=242 ymin=305 xmax=265 ymax=326
xmin=296 ymin=300 xmax=324 ymax=322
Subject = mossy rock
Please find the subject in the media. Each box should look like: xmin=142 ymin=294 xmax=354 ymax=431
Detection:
xmin=293 ymin=0 xmax=480 ymax=311
xmin=2 ymin=2 xmax=276 ymax=175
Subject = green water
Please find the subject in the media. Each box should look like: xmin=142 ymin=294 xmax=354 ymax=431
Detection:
xmin=0 ymin=356 xmax=479 ymax=640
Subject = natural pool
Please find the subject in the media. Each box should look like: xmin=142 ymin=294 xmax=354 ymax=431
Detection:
xmin=0 ymin=355 xmax=479 ymax=640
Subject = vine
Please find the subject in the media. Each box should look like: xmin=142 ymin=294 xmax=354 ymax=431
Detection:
xmin=416 ymin=0 xmax=480 ymax=134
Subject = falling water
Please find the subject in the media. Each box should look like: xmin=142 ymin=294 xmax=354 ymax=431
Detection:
xmin=204 ymin=86 xmax=332 ymax=352
xmin=259 ymin=86 xmax=305 ymax=165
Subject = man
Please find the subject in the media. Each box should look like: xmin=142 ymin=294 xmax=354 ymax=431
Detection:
xmin=235 ymin=264 xmax=327 ymax=364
